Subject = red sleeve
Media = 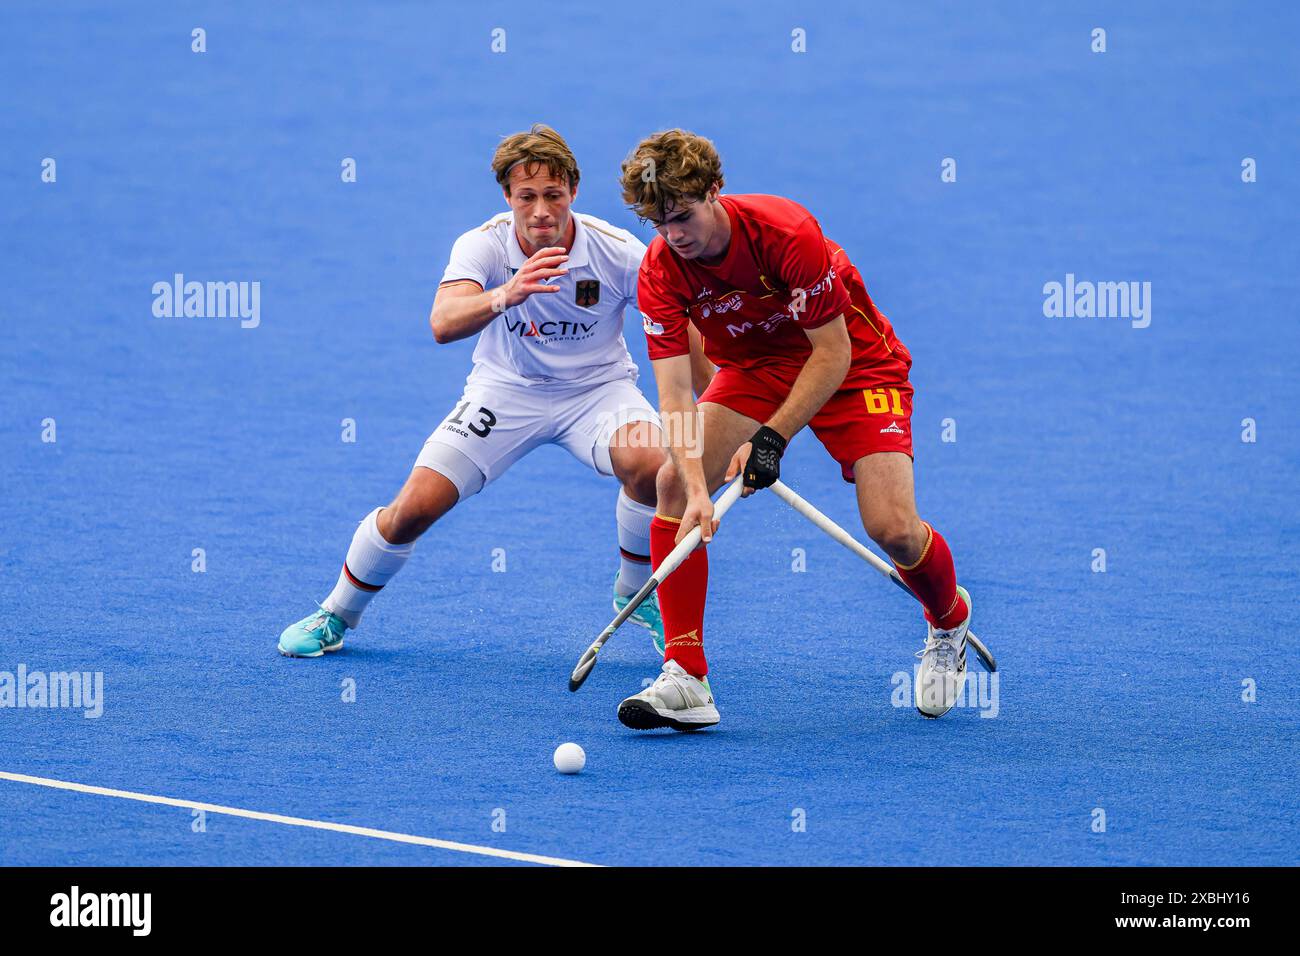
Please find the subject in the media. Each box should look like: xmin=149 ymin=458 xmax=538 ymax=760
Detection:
xmin=773 ymin=217 xmax=852 ymax=330
xmin=637 ymin=255 xmax=691 ymax=360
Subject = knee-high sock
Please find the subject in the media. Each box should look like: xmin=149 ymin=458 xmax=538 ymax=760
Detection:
xmin=893 ymin=522 xmax=967 ymax=630
xmin=323 ymin=507 xmax=414 ymax=628
xmin=615 ymin=489 xmax=655 ymax=596
xmin=649 ymin=514 xmax=709 ymax=677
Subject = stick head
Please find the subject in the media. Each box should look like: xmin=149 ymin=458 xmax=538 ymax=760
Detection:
xmin=966 ymin=632 xmax=997 ymax=672
xmin=568 ymin=646 xmax=598 ymax=692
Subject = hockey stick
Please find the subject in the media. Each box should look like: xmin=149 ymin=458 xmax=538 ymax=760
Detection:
xmin=568 ymin=475 xmax=746 ymax=692
xmin=769 ymin=480 xmax=997 ymax=672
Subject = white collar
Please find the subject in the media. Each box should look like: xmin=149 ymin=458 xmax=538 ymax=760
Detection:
xmin=507 ymin=212 xmax=590 ymax=271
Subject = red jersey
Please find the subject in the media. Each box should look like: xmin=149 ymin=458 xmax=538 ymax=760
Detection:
xmin=638 ymin=194 xmax=910 ymax=388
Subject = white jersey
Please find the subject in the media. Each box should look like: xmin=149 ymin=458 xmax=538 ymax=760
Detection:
xmin=440 ymin=211 xmax=647 ymax=389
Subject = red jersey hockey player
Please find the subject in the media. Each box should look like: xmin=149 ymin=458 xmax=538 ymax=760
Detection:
xmin=615 ymin=129 xmax=974 ymax=730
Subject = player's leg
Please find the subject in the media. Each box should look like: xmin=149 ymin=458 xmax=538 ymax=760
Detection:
xmin=607 ymin=419 xmax=668 ymax=652
xmin=650 ymin=399 xmax=757 ymax=667
xmin=810 ymin=381 xmax=971 ymax=717
xmin=652 ymin=400 xmax=757 ymax=516
xmin=318 ymin=453 xmax=474 ymax=625
xmin=618 ymin=394 xmax=762 ymax=731
xmin=851 ymin=452 xmax=971 ymax=717
xmin=554 ymin=379 xmax=668 ymax=653
xmin=377 ymin=465 xmax=461 ymax=544
xmin=852 ymin=452 xmax=962 ymax=617
xmin=279 ymin=384 xmax=536 ymax=658
xmin=851 ymin=452 xmax=927 ymax=564
xmin=277 ymin=448 xmax=482 ymax=658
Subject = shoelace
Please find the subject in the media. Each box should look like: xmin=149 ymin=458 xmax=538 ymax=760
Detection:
xmin=653 ymin=669 xmax=702 ymax=706
xmin=654 ymin=671 xmax=684 ymax=691
xmin=308 ymin=611 xmax=342 ymax=642
xmin=915 ymin=634 xmax=958 ymax=672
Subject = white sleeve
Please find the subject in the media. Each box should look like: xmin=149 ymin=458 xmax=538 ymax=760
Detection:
xmin=622 ymin=233 xmax=649 ymax=312
xmin=440 ymin=229 xmax=504 ymax=289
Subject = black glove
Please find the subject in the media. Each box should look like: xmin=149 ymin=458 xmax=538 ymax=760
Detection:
xmin=743 ymin=426 xmax=787 ymax=490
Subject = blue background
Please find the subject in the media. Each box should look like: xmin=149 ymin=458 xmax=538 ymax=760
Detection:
xmin=1 ymin=1 xmax=1296 ymax=865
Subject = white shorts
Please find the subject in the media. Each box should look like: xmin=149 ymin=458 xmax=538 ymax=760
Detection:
xmin=414 ymin=377 xmax=661 ymax=499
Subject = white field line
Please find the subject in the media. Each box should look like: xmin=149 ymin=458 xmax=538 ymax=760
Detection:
xmin=0 ymin=770 xmax=598 ymax=868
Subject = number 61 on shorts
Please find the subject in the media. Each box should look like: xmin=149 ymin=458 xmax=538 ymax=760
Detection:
xmin=863 ymin=388 xmax=906 ymax=416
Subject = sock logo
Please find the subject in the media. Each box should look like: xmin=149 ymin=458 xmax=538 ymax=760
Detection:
xmin=665 ymin=629 xmax=702 ymax=648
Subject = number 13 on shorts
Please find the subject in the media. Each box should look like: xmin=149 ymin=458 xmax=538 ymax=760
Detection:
xmin=863 ymin=388 xmax=906 ymax=416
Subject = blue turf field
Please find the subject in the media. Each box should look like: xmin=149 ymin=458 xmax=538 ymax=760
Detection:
xmin=2 ymin=2 xmax=1297 ymax=866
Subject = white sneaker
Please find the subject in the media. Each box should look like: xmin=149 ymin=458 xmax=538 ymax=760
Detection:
xmin=914 ymin=586 xmax=971 ymax=718
xmin=618 ymin=659 xmax=720 ymax=732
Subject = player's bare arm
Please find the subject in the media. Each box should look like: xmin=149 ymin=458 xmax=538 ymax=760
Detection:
xmin=429 ymin=245 xmax=569 ymax=343
xmin=725 ymin=314 xmax=852 ymax=497
xmin=687 ymin=320 xmax=716 ymax=396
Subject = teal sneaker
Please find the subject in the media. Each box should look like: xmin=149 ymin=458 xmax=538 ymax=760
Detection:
xmin=278 ymin=606 xmax=348 ymax=658
xmin=613 ymin=573 xmax=665 ymax=657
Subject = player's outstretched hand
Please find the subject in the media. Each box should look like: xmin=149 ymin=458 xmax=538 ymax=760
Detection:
xmin=678 ymin=489 xmax=719 ymax=545
xmin=501 ymin=246 xmax=569 ymax=308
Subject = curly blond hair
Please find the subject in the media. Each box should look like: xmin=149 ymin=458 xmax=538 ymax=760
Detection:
xmin=492 ymin=124 xmax=580 ymax=192
xmin=619 ymin=129 xmax=725 ymax=221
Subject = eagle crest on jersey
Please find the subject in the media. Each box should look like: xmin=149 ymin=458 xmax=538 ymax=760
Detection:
xmin=575 ymin=280 xmax=600 ymax=307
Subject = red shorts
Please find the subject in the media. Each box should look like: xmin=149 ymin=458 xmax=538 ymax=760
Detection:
xmin=700 ymin=364 xmax=914 ymax=482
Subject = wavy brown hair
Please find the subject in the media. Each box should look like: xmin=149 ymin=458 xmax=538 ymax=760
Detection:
xmin=492 ymin=124 xmax=580 ymax=192
xmin=620 ymin=129 xmax=725 ymax=221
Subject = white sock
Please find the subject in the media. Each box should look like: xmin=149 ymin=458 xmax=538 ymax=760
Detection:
xmin=615 ymin=489 xmax=655 ymax=596
xmin=322 ymin=508 xmax=414 ymax=628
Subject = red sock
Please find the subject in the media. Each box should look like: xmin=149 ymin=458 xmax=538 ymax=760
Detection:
xmin=650 ymin=514 xmax=709 ymax=678
xmin=894 ymin=522 xmax=967 ymax=630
